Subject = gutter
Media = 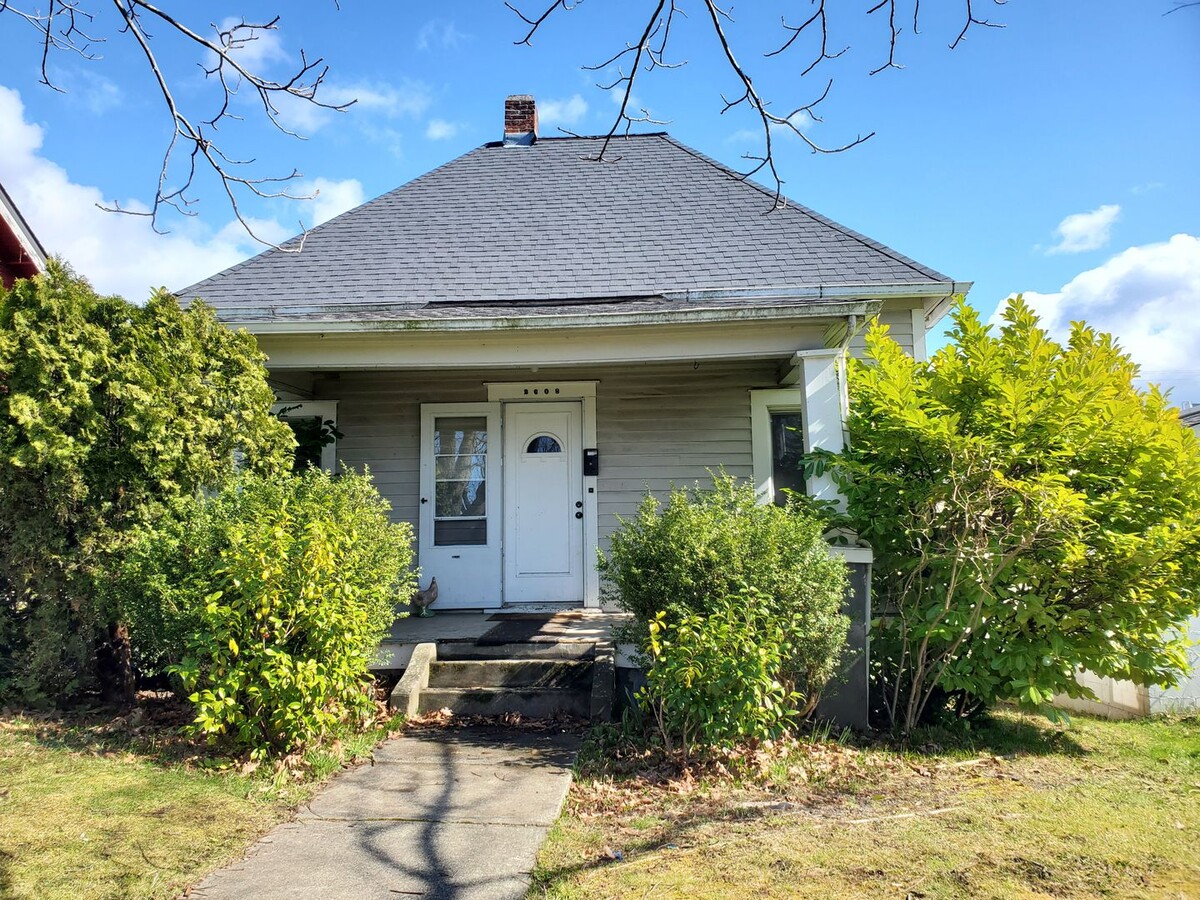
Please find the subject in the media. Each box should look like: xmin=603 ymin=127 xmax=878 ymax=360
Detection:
xmin=663 ymin=281 xmax=972 ymax=304
xmin=230 ymin=298 xmax=886 ymax=335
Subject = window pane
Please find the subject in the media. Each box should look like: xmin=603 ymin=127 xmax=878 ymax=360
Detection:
xmin=435 ymin=479 xmax=487 ymax=519
xmin=435 ymin=454 xmax=487 ymax=479
xmin=435 ymin=519 xmax=487 ymax=546
xmin=280 ymin=414 xmax=325 ymax=471
xmin=526 ymin=435 xmax=562 ymax=453
xmin=770 ymin=411 xmax=806 ymax=505
xmin=433 ymin=417 xmax=487 ymax=456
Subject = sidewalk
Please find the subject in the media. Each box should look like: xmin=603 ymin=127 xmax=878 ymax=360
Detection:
xmin=192 ymin=724 xmax=581 ymax=900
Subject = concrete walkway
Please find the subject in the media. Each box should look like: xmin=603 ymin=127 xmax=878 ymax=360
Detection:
xmin=193 ymin=725 xmax=581 ymax=900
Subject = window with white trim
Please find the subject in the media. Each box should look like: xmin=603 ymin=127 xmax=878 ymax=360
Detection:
xmin=271 ymin=400 xmax=339 ymax=473
xmin=768 ymin=411 xmax=806 ymax=505
xmin=750 ymin=389 xmax=807 ymax=506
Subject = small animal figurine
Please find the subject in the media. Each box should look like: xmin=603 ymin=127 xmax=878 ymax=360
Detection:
xmin=411 ymin=577 xmax=438 ymax=618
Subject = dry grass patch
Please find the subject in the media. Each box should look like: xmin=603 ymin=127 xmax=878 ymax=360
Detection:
xmin=0 ymin=695 xmax=403 ymax=899
xmin=533 ymin=711 xmax=1200 ymax=899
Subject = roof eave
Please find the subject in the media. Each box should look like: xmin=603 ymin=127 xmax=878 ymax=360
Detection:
xmin=924 ymin=281 xmax=974 ymax=330
xmin=0 ymin=182 xmax=48 ymax=271
xmin=224 ymin=297 xmax=890 ymax=335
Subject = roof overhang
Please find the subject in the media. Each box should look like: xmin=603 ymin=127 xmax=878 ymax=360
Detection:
xmin=924 ymin=282 xmax=974 ymax=329
xmin=217 ymin=282 xmax=969 ymax=336
xmin=0 ymin=183 xmax=47 ymax=284
xmin=229 ymin=299 xmax=884 ymax=335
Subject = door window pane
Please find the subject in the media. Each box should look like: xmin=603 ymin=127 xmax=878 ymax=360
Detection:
xmin=435 ymin=454 xmax=487 ymax=479
xmin=433 ymin=415 xmax=488 ymax=545
xmin=770 ymin=411 xmax=806 ymax=505
xmin=435 ymin=519 xmax=487 ymax=546
xmin=435 ymin=480 xmax=487 ymax=518
xmin=526 ymin=435 xmax=562 ymax=453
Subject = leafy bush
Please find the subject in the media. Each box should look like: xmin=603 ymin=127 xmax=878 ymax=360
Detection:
xmin=0 ymin=262 xmax=292 ymax=705
xmin=828 ymin=298 xmax=1200 ymax=732
xmin=641 ymin=592 xmax=797 ymax=753
xmin=601 ymin=474 xmax=849 ymax=736
xmin=113 ymin=468 xmax=414 ymax=757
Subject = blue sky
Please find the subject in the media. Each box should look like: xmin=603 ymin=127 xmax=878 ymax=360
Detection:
xmin=1 ymin=2 xmax=1198 ymax=397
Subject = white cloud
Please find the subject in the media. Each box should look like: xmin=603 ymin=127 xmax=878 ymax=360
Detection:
xmin=215 ymin=17 xmax=289 ymax=71
xmin=325 ymin=80 xmax=432 ymax=118
xmin=1131 ymin=181 xmax=1164 ymax=195
xmin=425 ymin=119 xmax=459 ymax=140
xmin=416 ymin=20 xmax=470 ymax=51
xmin=538 ymin=94 xmax=589 ymax=128
xmin=296 ymin=177 xmax=364 ymax=227
xmin=277 ymin=79 xmax=433 ymax=134
xmin=0 ymin=83 xmax=356 ymax=301
xmin=49 ymin=67 xmax=123 ymax=115
xmin=996 ymin=234 xmax=1200 ymax=401
xmin=1046 ymin=203 xmax=1121 ymax=255
xmin=726 ymin=112 xmax=811 ymax=146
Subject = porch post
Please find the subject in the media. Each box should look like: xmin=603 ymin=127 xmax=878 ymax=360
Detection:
xmin=793 ymin=348 xmax=848 ymax=511
xmin=794 ymin=348 xmax=872 ymax=729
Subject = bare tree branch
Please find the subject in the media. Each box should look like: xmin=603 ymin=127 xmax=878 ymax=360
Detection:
xmin=507 ymin=0 xmax=1009 ymax=208
xmin=950 ymin=0 xmax=1007 ymax=51
xmin=2 ymin=0 xmax=347 ymax=248
xmin=867 ymin=0 xmax=904 ymax=75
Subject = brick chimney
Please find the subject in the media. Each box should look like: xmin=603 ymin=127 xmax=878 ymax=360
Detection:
xmin=503 ymin=95 xmax=538 ymax=146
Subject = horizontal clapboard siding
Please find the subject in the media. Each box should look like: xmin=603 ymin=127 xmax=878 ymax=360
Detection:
xmin=310 ymin=359 xmax=779 ymax=549
xmin=849 ymin=301 xmax=920 ymax=359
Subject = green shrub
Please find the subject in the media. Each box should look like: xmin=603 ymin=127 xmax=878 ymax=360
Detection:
xmin=829 ymin=298 xmax=1200 ymax=732
xmin=114 ymin=468 xmax=414 ymax=757
xmin=641 ymin=592 xmax=796 ymax=752
xmin=0 ymin=261 xmax=292 ymax=706
xmin=601 ymin=474 xmax=850 ymax=731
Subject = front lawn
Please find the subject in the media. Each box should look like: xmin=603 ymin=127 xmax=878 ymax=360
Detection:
xmin=533 ymin=711 xmax=1200 ymax=899
xmin=0 ymin=698 xmax=401 ymax=899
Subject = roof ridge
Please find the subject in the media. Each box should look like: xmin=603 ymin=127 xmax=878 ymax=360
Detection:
xmin=483 ymin=131 xmax=668 ymax=146
xmin=655 ymin=133 xmax=948 ymax=283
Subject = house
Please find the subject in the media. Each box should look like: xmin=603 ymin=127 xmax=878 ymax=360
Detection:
xmin=1158 ymin=406 xmax=1200 ymax=712
xmin=1055 ymin=403 xmax=1200 ymax=719
xmin=0 ymin=181 xmax=46 ymax=289
xmin=180 ymin=96 xmax=969 ymax=725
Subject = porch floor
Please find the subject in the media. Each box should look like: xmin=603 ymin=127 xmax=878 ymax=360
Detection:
xmin=375 ymin=609 xmax=631 ymax=670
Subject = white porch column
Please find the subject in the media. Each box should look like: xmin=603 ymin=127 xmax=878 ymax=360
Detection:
xmin=793 ymin=348 xmax=848 ymax=510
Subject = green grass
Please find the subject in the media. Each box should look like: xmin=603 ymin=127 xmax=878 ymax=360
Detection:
xmin=0 ymin=701 xmax=402 ymax=899
xmin=532 ymin=711 xmax=1200 ymax=899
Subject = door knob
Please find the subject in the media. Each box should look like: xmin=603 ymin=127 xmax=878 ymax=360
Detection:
xmin=575 ymin=501 xmax=583 ymax=508
xmin=575 ymin=511 xmax=583 ymax=519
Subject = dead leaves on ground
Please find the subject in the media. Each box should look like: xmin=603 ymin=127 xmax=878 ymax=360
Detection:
xmin=568 ymin=736 xmax=1019 ymax=829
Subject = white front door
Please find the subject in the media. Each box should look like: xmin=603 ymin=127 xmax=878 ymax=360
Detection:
xmin=418 ymin=404 xmax=502 ymax=609
xmin=502 ymin=401 xmax=585 ymax=605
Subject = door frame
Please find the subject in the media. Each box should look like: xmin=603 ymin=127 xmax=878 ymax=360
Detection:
xmin=487 ymin=381 xmax=600 ymax=608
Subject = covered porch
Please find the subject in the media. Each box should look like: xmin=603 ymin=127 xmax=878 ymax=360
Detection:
xmin=262 ymin=308 xmax=862 ymax=613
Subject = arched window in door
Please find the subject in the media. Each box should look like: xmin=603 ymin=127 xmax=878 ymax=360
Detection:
xmin=526 ymin=434 xmax=562 ymax=453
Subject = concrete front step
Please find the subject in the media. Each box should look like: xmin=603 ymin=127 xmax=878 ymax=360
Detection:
xmin=417 ymin=686 xmax=591 ymax=718
xmin=428 ymin=659 xmax=592 ymax=690
xmin=389 ymin=641 xmax=614 ymax=722
xmin=436 ymin=642 xmax=596 ymax=661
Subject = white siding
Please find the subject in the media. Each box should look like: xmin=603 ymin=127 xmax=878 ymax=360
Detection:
xmin=308 ymin=360 xmax=780 ymax=549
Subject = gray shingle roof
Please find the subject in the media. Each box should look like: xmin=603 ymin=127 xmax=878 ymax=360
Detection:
xmin=179 ymin=133 xmax=953 ymax=320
